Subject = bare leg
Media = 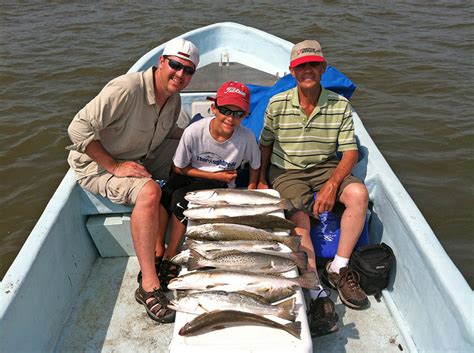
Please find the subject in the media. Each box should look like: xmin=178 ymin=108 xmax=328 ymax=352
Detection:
xmin=163 ymin=214 xmax=186 ymax=259
xmin=131 ymin=180 xmax=162 ymax=292
xmin=154 ymin=205 xmax=169 ymax=258
xmin=290 ymin=210 xmax=317 ymax=274
xmin=337 ymin=183 xmax=369 ymax=258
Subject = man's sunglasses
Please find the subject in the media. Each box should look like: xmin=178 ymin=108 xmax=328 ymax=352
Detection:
xmin=295 ymin=61 xmax=322 ymax=69
xmin=216 ymin=104 xmax=246 ymax=119
xmin=166 ymin=57 xmax=196 ymax=75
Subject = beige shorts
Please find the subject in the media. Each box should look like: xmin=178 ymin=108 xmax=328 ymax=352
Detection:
xmin=78 ymin=173 xmax=153 ymax=205
xmin=269 ymin=158 xmax=362 ymax=216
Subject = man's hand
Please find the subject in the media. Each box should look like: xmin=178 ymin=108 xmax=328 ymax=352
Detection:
xmin=257 ymin=180 xmax=270 ymax=189
xmin=313 ymin=180 xmax=338 ymax=215
xmin=112 ymin=161 xmax=151 ymax=178
xmin=214 ymin=169 xmax=237 ymax=183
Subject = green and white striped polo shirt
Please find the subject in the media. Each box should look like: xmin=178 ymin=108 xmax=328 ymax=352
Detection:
xmin=260 ymin=86 xmax=357 ymax=170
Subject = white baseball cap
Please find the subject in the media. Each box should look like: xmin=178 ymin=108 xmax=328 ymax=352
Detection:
xmin=162 ymin=38 xmax=199 ymax=67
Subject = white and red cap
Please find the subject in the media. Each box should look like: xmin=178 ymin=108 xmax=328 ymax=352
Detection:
xmin=289 ymin=40 xmax=325 ymax=69
xmin=162 ymin=38 xmax=199 ymax=67
xmin=212 ymin=81 xmax=250 ymax=112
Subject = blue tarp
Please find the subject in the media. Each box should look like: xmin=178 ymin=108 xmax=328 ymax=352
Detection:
xmin=243 ymin=65 xmax=356 ymax=141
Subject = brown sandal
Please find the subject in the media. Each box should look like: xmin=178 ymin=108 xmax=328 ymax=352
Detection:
xmin=135 ymin=285 xmax=175 ymax=323
xmin=159 ymin=260 xmax=181 ymax=291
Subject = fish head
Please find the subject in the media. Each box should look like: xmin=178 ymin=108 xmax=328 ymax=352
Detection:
xmin=184 ymin=189 xmax=217 ymax=203
xmin=167 ymin=273 xmax=204 ymax=290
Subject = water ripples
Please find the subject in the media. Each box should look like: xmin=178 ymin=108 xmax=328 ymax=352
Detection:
xmin=1 ymin=1 xmax=472 ymax=285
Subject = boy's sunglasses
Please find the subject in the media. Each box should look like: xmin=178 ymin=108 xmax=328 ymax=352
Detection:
xmin=216 ymin=104 xmax=246 ymax=119
xmin=166 ymin=57 xmax=196 ymax=75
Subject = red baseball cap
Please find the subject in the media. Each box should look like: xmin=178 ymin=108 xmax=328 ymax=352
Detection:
xmin=212 ymin=81 xmax=250 ymax=112
xmin=289 ymin=40 xmax=325 ymax=69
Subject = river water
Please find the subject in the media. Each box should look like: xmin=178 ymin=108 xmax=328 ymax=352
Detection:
xmin=1 ymin=1 xmax=472 ymax=287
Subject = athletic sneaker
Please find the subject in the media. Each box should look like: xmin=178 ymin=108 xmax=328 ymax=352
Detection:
xmin=307 ymin=290 xmax=339 ymax=337
xmin=322 ymin=261 xmax=369 ymax=309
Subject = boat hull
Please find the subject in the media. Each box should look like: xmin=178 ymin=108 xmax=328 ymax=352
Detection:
xmin=1 ymin=22 xmax=472 ymax=353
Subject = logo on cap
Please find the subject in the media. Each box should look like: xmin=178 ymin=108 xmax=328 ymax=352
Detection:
xmin=224 ymin=87 xmax=247 ymax=97
xmin=178 ymin=51 xmax=190 ymax=58
xmin=297 ymin=48 xmax=319 ymax=55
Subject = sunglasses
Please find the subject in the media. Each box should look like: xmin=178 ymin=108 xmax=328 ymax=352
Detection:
xmin=216 ymin=104 xmax=246 ymax=119
xmin=166 ymin=57 xmax=196 ymax=75
xmin=295 ymin=62 xmax=322 ymax=69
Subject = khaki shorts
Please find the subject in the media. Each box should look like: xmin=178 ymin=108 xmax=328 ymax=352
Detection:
xmin=78 ymin=173 xmax=153 ymax=206
xmin=269 ymin=158 xmax=362 ymax=216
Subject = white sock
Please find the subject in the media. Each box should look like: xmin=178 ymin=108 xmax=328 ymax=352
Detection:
xmin=309 ymin=285 xmax=327 ymax=299
xmin=329 ymin=255 xmax=350 ymax=274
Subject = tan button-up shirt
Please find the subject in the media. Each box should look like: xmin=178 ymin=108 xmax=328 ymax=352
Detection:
xmin=67 ymin=67 xmax=181 ymax=179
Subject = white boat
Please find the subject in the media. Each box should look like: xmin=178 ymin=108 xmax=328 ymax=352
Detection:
xmin=0 ymin=22 xmax=472 ymax=353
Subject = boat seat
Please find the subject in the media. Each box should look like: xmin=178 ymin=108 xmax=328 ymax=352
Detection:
xmin=79 ymin=187 xmax=133 ymax=215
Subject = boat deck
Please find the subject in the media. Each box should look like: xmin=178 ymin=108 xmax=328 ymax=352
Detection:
xmin=185 ymin=62 xmax=278 ymax=92
xmin=55 ymin=257 xmax=406 ymax=353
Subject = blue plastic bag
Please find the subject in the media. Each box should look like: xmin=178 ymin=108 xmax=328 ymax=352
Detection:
xmin=311 ymin=210 xmax=370 ymax=259
xmin=310 ymin=193 xmax=369 ymax=259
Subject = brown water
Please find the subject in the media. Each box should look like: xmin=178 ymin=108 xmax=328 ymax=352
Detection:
xmin=1 ymin=2 xmax=473 ymax=287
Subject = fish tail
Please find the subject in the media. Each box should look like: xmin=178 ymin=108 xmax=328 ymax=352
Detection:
xmin=295 ymin=272 xmax=319 ymax=289
xmin=281 ymin=236 xmax=301 ymax=252
xmin=284 ymin=321 xmax=301 ymax=339
xmin=290 ymin=251 xmax=308 ymax=270
xmin=187 ymin=249 xmax=205 ymax=271
xmin=183 ymin=238 xmax=198 ymax=250
xmin=276 ymin=297 xmax=296 ymax=321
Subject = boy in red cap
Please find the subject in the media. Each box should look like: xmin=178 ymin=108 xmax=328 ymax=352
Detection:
xmin=156 ymin=81 xmax=261 ymax=291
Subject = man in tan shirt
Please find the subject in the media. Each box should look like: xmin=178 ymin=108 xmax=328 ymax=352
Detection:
xmin=67 ymin=38 xmax=199 ymax=323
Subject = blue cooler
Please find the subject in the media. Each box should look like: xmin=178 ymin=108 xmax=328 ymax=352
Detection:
xmin=310 ymin=194 xmax=370 ymax=260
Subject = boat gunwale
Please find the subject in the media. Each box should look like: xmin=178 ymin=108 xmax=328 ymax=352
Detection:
xmin=0 ymin=21 xmax=472 ymax=353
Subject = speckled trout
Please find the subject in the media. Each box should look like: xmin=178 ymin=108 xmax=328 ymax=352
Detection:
xmin=193 ymin=214 xmax=296 ymax=230
xmin=183 ymin=239 xmax=307 ymax=270
xmin=168 ymin=290 xmax=296 ymax=321
xmin=178 ymin=310 xmax=301 ymax=338
xmin=187 ymin=249 xmax=300 ymax=273
xmin=185 ymin=223 xmax=300 ymax=251
xmin=167 ymin=269 xmax=318 ymax=293
xmin=185 ymin=188 xmax=283 ymax=205
xmin=176 ymin=287 xmax=296 ymax=304
xmin=183 ymin=199 xmax=292 ymax=219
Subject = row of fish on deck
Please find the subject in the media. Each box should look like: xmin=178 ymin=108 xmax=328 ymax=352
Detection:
xmin=166 ymin=189 xmax=317 ymax=339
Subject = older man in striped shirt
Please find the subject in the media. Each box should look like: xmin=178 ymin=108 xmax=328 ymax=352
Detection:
xmin=258 ymin=40 xmax=369 ymax=336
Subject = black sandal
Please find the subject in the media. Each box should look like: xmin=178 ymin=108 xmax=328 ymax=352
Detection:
xmin=135 ymin=285 xmax=175 ymax=323
xmin=137 ymin=256 xmax=163 ymax=284
xmin=159 ymin=260 xmax=181 ymax=291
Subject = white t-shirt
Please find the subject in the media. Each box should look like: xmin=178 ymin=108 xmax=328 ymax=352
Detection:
xmin=173 ymin=117 xmax=261 ymax=187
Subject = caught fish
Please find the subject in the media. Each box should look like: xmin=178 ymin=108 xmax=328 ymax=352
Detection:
xmin=187 ymin=249 xmax=297 ymax=273
xmin=178 ymin=310 xmax=301 ymax=339
xmin=185 ymin=188 xmax=283 ymax=206
xmin=177 ymin=287 xmax=297 ymax=304
xmin=185 ymin=239 xmax=308 ymax=270
xmin=193 ymin=214 xmax=296 ymax=230
xmin=168 ymin=269 xmax=318 ymax=293
xmin=183 ymin=200 xmax=292 ymax=219
xmin=185 ymin=223 xmax=300 ymax=251
xmin=171 ymin=249 xmax=191 ymax=266
xmin=185 ymin=239 xmax=284 ymax=253
xmin=168 ymin=290 xmax=296 ymax=321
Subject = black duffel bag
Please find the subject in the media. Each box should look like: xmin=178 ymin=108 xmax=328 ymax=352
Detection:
xmin=349 ymin=242 xmax=395 ymax=300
